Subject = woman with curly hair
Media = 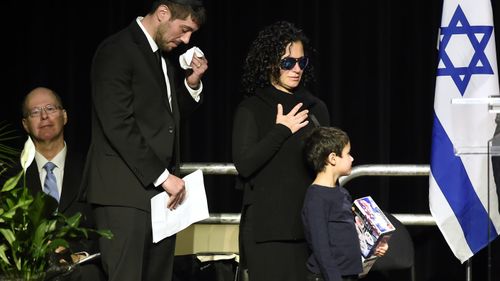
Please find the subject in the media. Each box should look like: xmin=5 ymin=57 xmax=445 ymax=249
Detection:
xmin=232 ymin=21 xmax=330 ymax=281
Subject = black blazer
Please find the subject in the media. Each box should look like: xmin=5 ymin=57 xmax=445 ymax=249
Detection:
xmin=82 ymin=20 xmax=200 ymax=211
xmin=25 ymin=149 xmax=98 ymax=254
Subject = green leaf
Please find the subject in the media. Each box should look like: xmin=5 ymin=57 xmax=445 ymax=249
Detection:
xmin=0 ymin=122 xmax=19 ymax=141
xmin=94 ymin=229 xmax=114 ymax=239
xmin=32 ymin=220 xmax=50 ymax=251
xmin=14 ymin=254 xmax=21 ymax=271
xmin=65 ymin=212 xmax=82 ymax=228
xmin=0 ymin=122 xmax=20 ymax=164
xmin=28 ymin=192 xmax=56 ymax=228
xmin=46 ymin=219 xmax=58 ymax=233
xmin=45 ymin=238 xmax=69 ymax=253
xmin=0 ymin=244 xmax=12 ymax=266
xmin=0 ymin=229 xmax=16 ymax=246
xmin=1 ymin=170 xmax=23 ymax=192
xmin=1 ymin=195 xmax=33 ymax=220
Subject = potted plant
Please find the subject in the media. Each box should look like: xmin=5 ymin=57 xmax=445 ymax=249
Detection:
xmin=0 ymin=126 xmax=112 ymax=280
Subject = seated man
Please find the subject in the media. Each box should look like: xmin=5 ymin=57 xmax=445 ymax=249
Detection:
xmin=21 ymin=86 xmax=105 ymax=281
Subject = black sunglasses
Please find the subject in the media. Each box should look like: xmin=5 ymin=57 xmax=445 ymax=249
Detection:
xmin=279 ymin=56 xmax=309 ymax=70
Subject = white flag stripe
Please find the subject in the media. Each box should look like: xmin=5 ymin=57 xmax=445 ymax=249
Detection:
xmin=429 ymin=173 xmax=473 ymax=261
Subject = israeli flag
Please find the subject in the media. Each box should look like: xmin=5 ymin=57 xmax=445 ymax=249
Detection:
xmin=430 ymin=0 xmax=500 ymax=262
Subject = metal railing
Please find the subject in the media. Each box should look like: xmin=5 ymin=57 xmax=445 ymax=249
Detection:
xmin=179 ymin=163 xmax=436 ymax=226
xmin=181 ymin=163 xmax=493 ymax=281
xmin=339 ymin=164 xmax=430 ymax=185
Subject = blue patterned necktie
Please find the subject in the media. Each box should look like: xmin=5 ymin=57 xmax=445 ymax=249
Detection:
xmin=43 ymin=162 xmax=59 ymax=202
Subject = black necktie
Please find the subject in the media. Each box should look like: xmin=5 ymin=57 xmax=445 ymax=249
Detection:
xmin=155 ymin=50 xmax=163 ymax=72
xmin=155 ymin=50 xmax=171 ymax=110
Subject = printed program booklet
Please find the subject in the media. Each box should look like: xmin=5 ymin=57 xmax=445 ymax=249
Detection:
xmin=353 ymin=196 xmax=395 ymax=276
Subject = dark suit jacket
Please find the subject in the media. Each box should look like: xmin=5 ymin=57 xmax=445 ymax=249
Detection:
xmin=24 ymin=148 xmax=105 ymax=281
xmin=26 ymin=149 xmax=98 ymax=254
xmin=82 ymin=20 xmax=200 ymax=211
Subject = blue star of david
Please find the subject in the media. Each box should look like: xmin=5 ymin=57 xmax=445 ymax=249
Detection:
xmin=437 ymin=5 xmax=494 ymax=96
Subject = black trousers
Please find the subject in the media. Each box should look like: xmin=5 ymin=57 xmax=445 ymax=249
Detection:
xmin=307 ymin=272 xmax=358 ymax=281
xmin=94 ymin=206 xmax=176 ymax=281
xmin=239 ymin=205 xmax=308 ymax=281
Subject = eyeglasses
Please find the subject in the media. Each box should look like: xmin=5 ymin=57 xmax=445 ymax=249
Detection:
xmin=26 ymin=104 xmax=63 ymax=118
xmin=279 ymin=56 xmax=309 ymax=70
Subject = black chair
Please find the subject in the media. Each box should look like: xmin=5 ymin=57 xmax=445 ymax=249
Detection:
xmin=370 ymin=212 xmax=415 ymax=281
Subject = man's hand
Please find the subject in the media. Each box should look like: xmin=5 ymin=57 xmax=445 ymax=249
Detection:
xmin=186 ymin=55 xmax=208 ymax=89
xmin=71 ymin=252 xmax=90 ymax=263
xmin=276 ymin=103 xmax=309 ymax=133
xmin=161 ymin=174 xmax=186 ymax=210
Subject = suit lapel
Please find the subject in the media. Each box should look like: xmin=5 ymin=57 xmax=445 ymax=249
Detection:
xmin=58 ymin=150 xmax=80 ymax=212
xmin=128 ymin=21 xmax=172 ymax=115
xmin=26 ymin=161 xmax=42 ymax=196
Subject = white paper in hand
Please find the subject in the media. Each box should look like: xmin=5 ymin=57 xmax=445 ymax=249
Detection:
xmin=151 ymin=169 xmax=209 ymax=243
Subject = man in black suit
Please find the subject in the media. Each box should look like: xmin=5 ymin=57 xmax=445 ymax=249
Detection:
xmin=21 ymin=87 xmax=105 ymax=281
xmin=81 ymin=0 xmax=207 ymax=280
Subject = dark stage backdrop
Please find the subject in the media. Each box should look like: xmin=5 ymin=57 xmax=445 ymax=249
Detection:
xmin=3 ymin=1 xmax=500 ymax=280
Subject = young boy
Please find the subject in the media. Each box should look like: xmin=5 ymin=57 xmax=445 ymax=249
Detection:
xmin=301 ymin=127 xmax=387 ymax=281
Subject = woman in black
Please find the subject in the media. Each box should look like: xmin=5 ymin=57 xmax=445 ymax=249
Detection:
xmin=232 ymin=21 xmax=330 ymax=281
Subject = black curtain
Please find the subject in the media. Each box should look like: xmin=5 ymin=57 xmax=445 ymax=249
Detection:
xmin=2 ymin=0 xmax=499 ymax=280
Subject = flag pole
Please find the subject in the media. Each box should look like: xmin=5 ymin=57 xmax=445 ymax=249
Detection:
xmin=488 ymin=139 xmax=491 ymax=281
xmin=465 ymin=259 xmax=472 ymax=281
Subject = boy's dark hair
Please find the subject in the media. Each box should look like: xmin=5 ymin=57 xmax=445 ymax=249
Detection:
xmin=304 ymin=127 xmax=350 ymax=173
xmin=150 ymin=0 xmax=206 ymax=26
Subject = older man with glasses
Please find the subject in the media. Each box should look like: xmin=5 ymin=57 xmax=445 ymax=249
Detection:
xmin=21 ymin=86 xmax=105 ymax=281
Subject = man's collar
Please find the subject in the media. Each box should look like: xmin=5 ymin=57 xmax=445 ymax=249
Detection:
xmin=34 ymin=142 xmax=67 ymax=172
xmin=136 ymin=17 xmax=159 ymax=53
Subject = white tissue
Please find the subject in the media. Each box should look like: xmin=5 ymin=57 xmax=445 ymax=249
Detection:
xmin=179 ymin=46 xmax=205 ymax=70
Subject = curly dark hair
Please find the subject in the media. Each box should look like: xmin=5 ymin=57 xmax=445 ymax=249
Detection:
xmin=241 ymin=21 xmax=314 ymax=94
